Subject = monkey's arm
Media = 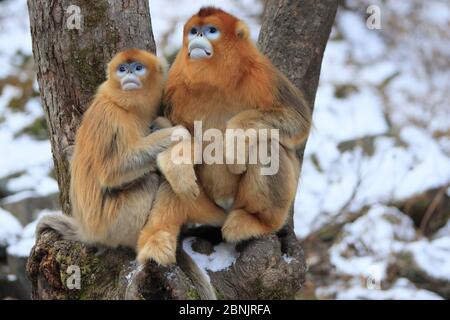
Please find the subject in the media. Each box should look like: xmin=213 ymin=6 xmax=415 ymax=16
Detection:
xmin=99 ymin=126 xmax=187 ymax=189
xmin=227 ymin=107 xmax=310 ymax=150
xmin=225 ymin=72 xmax=311 ymax=175
xmin=227 ymin=70 xmax=311 ymax=150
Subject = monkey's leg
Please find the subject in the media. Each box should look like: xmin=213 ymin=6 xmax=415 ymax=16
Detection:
xmin=222 ymin=147 xmax=299 ymax=242
xmin=137 ymin=181 xmax=226 ymax=265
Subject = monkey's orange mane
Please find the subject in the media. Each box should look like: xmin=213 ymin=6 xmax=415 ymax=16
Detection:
xmin=166 ymin=8 xmax=278 ymax=124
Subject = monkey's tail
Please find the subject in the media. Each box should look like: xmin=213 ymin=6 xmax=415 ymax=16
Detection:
xmin=176 ymin=245 xmax=217 ymax=300
xmin=36 ymin=213 xmax=80 ymax=242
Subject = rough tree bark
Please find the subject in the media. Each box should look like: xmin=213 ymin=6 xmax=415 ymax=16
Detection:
xmin=26 ymin=0 xmax=338 ymax=299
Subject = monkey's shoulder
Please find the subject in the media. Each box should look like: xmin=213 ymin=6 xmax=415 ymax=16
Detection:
xmin=273 ymin=69 xmax=308 ymax=111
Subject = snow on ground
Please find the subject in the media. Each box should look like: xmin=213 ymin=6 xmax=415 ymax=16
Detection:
xmin=323 ymin=278 xmax=443 ymax=300
xmin=323 ymin=205 xmax=448 ymax=299
xmin=329 ymin=205 xmax=416 ymax=280
xmin=6 ymin=209 xmax=59 ymax=257
xmin=405 ymin=236 xmax=450 ymax=282
xmin=434 ymin=220 xmax=450 ymax=239
xmin=0 ymin=94 xmax=58 ymax=195
xmin=0 ymin=0 xmax=32 ymax=77
xmin=295 ymin=0 xmax=450 ymax=299
xmin=0 ymin=208 xmax=22 ymax=247
xmin=294 ymin=1 xmax=450 ymax=238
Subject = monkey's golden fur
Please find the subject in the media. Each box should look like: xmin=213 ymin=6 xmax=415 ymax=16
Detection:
xmin=38 ymin=49 xmax=191 ymax=248
xmin=70 ymin=49 xmax=167 ymax=247
xmin=36 ymin=49 xmax=217 ymax=299
xmin=137 ymin=8 xmax=311 ymax=265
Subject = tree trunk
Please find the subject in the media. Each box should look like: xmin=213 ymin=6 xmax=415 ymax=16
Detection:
xmin=26 ymin=0 xmax=338 ymax=299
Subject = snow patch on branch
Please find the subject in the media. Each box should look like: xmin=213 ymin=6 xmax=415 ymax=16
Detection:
xmin=183 ymin=237 xmax=239 ymax=273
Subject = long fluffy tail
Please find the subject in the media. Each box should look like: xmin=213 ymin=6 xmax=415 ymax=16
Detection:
xmin=177 ymin=246 xmax=217 ymax=300
xmin=36 ymin=213 xmax=80 ymax=241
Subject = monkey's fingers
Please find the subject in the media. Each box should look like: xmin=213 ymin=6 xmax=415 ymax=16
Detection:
xmin=152 ymin=116 xmax=172 ymax=130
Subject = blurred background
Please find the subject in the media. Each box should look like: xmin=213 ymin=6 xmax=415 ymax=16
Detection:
xmin=0 ymin=0 xmax=449 ymax=299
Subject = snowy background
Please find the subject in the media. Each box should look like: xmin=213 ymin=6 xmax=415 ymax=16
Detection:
xmin=0 ymin=0 xmax=449 ymax=299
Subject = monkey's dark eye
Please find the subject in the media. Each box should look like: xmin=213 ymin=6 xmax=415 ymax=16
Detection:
xmin=132 ymin=62 xmax=146 ymax=75
xmin=204 ymin=25 xmax=221 ymax=40
xmin=117 ymin=64 xmax=128 ymax=76
xmin=189 ymin=27 xmax=198 ymax=35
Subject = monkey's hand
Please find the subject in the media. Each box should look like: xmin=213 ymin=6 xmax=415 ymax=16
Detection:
xmin=147 ymin=124 xmax=190 ymax=152
xmin=149 ymin=116 xmax=173 ymax=132
xmin=157 ymin=141 xmax=200 ymax=200
xmin=224 ymin=121 xmax=259 ymax=175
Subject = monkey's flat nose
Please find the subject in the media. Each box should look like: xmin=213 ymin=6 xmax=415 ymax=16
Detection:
xmin=188 ymin=37 xmax=213 ymax=59
xmin=189 ymin=37 xmax=211 ymax=50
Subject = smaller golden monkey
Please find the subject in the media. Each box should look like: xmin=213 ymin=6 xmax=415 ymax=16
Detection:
xmin=36 ymin=49 xmax=196 ymax=249
xmin=36 ymin=49 xmax=217 ymax=299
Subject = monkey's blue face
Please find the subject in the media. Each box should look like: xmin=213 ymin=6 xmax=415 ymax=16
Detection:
xmin=116 ymin=62 xmax=147 ymax=91
xmin=187 ymin=25 xmax=221 ymax=59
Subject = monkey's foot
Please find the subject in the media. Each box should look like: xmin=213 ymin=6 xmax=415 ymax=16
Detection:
xmin=172 ymin=181 xmax=200 ymax=200
xmin=137 ymin=231 xmax=177 ymax=265
xmin=170 ymin=166 xmax=200 ymax=200
xmin=227 ymin=163 xmax=247 ymax=175
xmin=222 ymin=209 xmax=271 ymax=242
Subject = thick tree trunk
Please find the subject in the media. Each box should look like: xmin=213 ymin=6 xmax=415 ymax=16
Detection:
xmin=26 ymin=0 xmax=338 ymax=299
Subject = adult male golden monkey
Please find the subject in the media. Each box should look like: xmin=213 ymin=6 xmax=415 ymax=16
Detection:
xmin=137 ymin=8 xmax=311 ymax=266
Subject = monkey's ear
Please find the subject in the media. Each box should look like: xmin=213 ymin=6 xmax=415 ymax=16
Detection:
xmin=235 ymin=21 xmax=249 ymax=40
